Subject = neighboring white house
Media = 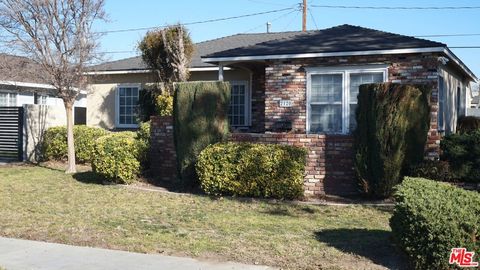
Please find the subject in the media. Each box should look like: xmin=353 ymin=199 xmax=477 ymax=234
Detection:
xmin=0 ymin=54 xmax=86 ymax=162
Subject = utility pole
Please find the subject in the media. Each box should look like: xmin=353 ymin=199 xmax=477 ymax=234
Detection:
xmin=302 ymin=0 xmax=307 ymax=32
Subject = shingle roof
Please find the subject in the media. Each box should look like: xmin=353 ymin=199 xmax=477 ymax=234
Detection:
xmin=0 ymin=54 xmax=49 ymax=84
xmin=91 ymin=31 xmax=306 ymax=71
xmin=204 ymin=24 xmax=446 ymax=59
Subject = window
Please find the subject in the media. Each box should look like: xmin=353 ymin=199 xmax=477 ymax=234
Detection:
xmin=0 ymin=92 xmax=17 ymax=106
xmin=34 ymin=93 xmax=48 ymax=105
xmin=116 ymin=85 xmax=140 ymax=128
xmin=438 ymin=76 xmax=445 ymax=131
xmin=349 ymin=73 xmax=384 ymax=130
xmin=307 ymin=66 xmax=386 ymax=134
xmin=228 ymin=81 xmax=249 ymax=126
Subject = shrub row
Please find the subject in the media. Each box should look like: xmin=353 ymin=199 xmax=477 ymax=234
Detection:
xmin=390 ymin=177 xmax=480 ymax=270
xmin=43 ymin=123 xmax=151 ymax=184
xmin=196 ymin=142 xmax=307 ymax=199
xmin=42 ymin=125 xmax=109 ymax=163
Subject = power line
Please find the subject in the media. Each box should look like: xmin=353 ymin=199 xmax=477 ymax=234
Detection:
xmin=98 ymin=7 xmax=295 ymax=34
xmin=242 ymin=8 xmax=298 ymax=33
xmin=310 ymin=5 xmax=480 ymax=10
xmin=307 ymin=7 xmax=318 ymax=30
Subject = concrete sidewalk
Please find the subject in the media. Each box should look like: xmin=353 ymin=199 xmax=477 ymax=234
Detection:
xmin=0 ymin=237 xmax=275 ymax=270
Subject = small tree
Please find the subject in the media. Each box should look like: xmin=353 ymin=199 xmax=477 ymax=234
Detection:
xmin=138 ymin=25 xmax=194 ymax=118
xmin=0 ymin=0 xmax=106 ymax=173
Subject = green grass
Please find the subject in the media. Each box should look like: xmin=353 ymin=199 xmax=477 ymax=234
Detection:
xmin=0 ymin=165 xmax=405 ymax=269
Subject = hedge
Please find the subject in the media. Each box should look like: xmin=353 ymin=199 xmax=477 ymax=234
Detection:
xmin=92 ymin=132 xmax=141 ymax=184
xmin=173 ymin=81 xmax=230 ymax=186
xmin=42 ymin=125 xmax=109 ymax=163
xmin=390 ymin=177 xmax=480 ymax=269
xmin=196 ymin=142 xmax=307 ymax=199
xmin=441 ymin=130 xmax=480 ymax=182
xmin=354 ymin=83 xmax=431 ymax=198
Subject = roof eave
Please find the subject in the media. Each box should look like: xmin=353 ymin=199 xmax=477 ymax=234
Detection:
xmin=85 ymin=66 xmax=231 ymax=76
xmin=202 ymin=46 xmax=477 ymax=83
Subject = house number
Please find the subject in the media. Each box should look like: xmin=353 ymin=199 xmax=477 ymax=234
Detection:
xmin=279 ymin=100 xmax=293 ymax=107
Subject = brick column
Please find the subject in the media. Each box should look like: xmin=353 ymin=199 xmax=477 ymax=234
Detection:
xmin=150 ymin=116 xmax=177 ymax=182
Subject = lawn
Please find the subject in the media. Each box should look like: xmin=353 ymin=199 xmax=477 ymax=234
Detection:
xmin=0 ymin=165 xmax=405 ymax=269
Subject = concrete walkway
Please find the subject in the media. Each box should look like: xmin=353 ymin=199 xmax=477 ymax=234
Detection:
xmin=0 ymin=237 xmax=275 ymax=270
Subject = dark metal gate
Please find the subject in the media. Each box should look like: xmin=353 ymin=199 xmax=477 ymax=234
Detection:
xmin=0 ymin=107 xmax=23 ymax=161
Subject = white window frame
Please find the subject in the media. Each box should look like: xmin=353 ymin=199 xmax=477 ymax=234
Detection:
xmin=228 ymin=80 xmax=251 ymax=127
xmin=115 ymin=83 xmax=141 ymax=128
xmin=306 ymin=65 xmax=388 ymax=134
xmin=0 ymin=91 xmax=18 ymax=107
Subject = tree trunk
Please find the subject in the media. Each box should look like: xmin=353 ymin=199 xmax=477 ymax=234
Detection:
xmin=64 ymin=101 xmax=77 ymax=173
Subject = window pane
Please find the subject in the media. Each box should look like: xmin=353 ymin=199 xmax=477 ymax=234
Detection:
xmin=349 ymin=104 xmax=357 ymax=131
xmin=349 ymin=72 xmax=383 ymax=103
xmin=310 ymin=104 xmax=342 ymax=133
xmin=348 ymin=72 xmax=383 ymax=131
xmin=0 ymin=93 xmax=7 ymax=106
xmin=118 ymin=87 xmax=139 ymax=126
xmin=311 ymin=74 xmax=342 ymax=103
xmin=228 ymin=83 xmax=247 ymax=126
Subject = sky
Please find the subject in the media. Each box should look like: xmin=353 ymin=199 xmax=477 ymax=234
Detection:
xmin=94 ymin=0 xmax=480 ymax=83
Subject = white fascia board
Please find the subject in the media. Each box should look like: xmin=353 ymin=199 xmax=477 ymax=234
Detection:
xmin=0 ymin=80 xmax=55 ymax=89
xmin=0 ymin=80 xmax=88 ymax=94
xmin=202 ymin=47 xmax=447 ymax=62
xmin=85 ymin=66 xmax=231 ymax=75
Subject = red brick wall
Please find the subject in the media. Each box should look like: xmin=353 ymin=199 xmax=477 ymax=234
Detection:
xmin=150 ymin=116 xmax=177 ymax=182
xmin=230 ymin=132 xmax=356 ymax=197
xmin=262 ymin=53 xmax=441 ymax=158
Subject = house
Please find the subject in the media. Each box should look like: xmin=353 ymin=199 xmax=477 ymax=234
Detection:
xmin=86 ymin=31 xmax=306 ymax=129
xmin=0 ymin=54 xmax=87 ymax=114
xmin=88 ymin=24 xmax=477 ymax=196
xmin=0 ymin=54 xmax=87 ymax=161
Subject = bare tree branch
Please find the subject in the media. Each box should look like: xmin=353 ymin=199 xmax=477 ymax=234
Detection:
xmin=0 ymin=0 xmax=106 ymax=173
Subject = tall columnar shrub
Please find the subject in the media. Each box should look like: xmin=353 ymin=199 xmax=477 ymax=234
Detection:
xmin=42 ymin=125 xmax=109 ymax=163
xmin=441 ymin=130 xmax=480 ymax=182
xmin=173 ymin=81 xmax=230 ymax=186
xmin=196 ymin=142 xmax=307 ymax=199
xmin=390 ymin=177 xmax=480 ymax=270
xmin=354 ymin=83 xmax=431 ymax=198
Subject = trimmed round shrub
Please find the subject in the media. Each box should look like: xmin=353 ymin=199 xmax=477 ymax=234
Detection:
xmin=42 ymin=125 xmax=109 ymax=163
xmin=390 ymin=177 xmax=480 ymax=270
xmin=196 ymin=142 xmax=307 ymax=199
xmin=92 ymin=132 xmax=141 ymax=184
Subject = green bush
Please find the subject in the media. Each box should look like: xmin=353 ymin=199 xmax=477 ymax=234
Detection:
xmin=354 ymin=83 xmax=431 ymax=198
xmin=42 ymin=125 xmax=109 ymax=163
xmin=409 ymin=160 xmax=451 ymax=182
xmin=136 ymin=121 xmax=151 ymax=167
xmin=173 ymin=81 xmax=230 ymax=186
xmin=156 ymin=92 xmax=173 ymax=116
xmin=92 ymin=132 xmax=141 ymax=184
xmin=457 ymin=116 xmax=480 ymax=134
xmin=390 ymin=177 xmax=480 ymax=270
xmin=441 ymin=131 xmax=480 ymax=182
xmin=196 ymin=142 xmax=307 ymax=199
